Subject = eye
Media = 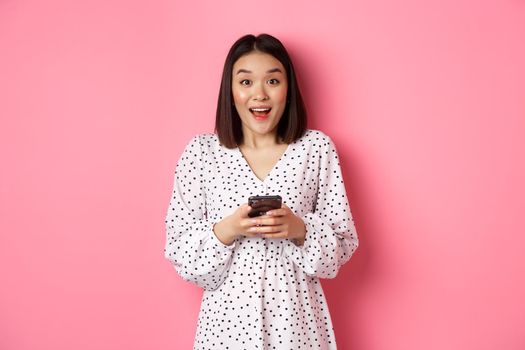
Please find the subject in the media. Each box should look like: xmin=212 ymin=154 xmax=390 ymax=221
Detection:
xmin=240 ymin=79 xmax=251 ymax=86
xmin=267 ymin=78 xmax=280 ymax=85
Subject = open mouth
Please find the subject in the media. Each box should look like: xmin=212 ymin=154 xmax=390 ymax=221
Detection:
xmin=249 ymin=107 xmax=272 ymax=118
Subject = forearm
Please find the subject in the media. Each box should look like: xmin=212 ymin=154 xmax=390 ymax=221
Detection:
xmin=165 ymin=221 xmax=235 ymax=290
xmin=284 ymin=213 xmax=358 ymax=278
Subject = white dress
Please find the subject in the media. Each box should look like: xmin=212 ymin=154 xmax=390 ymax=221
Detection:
xmin=164 ymin=129 xmax=359 ymax=350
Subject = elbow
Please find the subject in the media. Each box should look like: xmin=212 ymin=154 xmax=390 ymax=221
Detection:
xmin=201 ymin=279 xmax=224 ymax=292
xmin=348 ymin=237 xmax=359 ymax=259
xmin=303 ymin=267 xmax=338 ymax=279
xmin=179 ymin=269 xmax=225 ymax=291
xmin=322 ymin=268 xmax=339 ymax=279
xmin=315 ymin=265 xmax=339 ymax=279
xmin=168 ymin=260 xmax=226 ymax=291
xmin=301 ymin=260 xmax=339 ymax=279
xmin=164 ymin=246 xmax=179 ymax=265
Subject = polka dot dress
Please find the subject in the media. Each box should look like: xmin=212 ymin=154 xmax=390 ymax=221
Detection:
xmin=164 ymin=129 xmax=359 ymax=349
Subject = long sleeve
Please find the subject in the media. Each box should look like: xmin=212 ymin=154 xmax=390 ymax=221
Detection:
xmin=164 ymin=135 xmax=235 ymax=291
xmin=284 ymin=136 xmax=359 ymax=278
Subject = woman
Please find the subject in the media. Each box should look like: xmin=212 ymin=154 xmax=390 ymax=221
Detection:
xmin=164 ymin=33 xmax=359 ymax=349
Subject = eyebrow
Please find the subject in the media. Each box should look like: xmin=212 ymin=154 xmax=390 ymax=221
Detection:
xmin=236 ymin=68 xmax=283 ymax=75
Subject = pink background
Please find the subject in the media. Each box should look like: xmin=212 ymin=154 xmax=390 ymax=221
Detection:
xmin=1 ymin=0 xmax=525 ymax=349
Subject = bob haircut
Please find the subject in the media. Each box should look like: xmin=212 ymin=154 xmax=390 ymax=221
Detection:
xmin=215 ymin=33 xmax=307 ymax=148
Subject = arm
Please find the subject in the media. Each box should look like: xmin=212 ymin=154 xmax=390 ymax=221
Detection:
xmin=284 ymin=136 xmax=359 ymax=278
xmin=164 ymin=135 xmax=235 ymax=291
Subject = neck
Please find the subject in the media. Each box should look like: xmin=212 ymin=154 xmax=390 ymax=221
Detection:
xmin=241 ymin=128 xmax=280 ymax=149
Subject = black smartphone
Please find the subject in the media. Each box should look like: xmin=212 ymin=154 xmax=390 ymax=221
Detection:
xmin=248 ymin=195 xmax=282 ymax=218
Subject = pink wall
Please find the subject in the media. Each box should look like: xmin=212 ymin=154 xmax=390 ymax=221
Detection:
xmin=1 ymin=0 xmax=524 ymax=349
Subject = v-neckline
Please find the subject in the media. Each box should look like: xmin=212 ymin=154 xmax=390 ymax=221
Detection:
xmin=236 ymin=142 xmax=292 ymax=184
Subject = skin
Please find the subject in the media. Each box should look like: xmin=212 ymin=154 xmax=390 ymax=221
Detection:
xmin=213 ymin=51 xmax=306 ymax=247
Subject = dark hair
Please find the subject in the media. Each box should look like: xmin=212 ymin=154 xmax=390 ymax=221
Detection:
xmin=215 ymin=33 xmax=307 ymax=148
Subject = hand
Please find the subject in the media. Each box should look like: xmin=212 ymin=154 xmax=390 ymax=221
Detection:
xmin=246 ymin=204 xmax=306 ymax=245
xmin=213 ymin=204 xmax=261 ymax=245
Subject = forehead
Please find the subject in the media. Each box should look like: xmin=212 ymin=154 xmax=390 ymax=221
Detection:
xmin=233 ymin=51 xmax=285 ymax=74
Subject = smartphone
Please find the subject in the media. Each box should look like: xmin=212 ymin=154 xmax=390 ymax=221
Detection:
xmin=248 ymin=195 xmax=282 ymax=218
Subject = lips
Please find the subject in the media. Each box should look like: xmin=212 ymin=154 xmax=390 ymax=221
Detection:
xmin=249 ymin=107 xmax=272 ymax=120
xmin=249 ymin=107 xmax=272 ymax=114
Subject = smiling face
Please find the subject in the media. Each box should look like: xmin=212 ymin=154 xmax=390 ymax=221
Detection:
xmin=231 ymin=51 xmax=288 ymax=141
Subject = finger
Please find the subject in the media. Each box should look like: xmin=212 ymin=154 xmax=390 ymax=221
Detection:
xmin=240 ymin=217 xmax=258 ymax=229
xmin=239 ymin=205 xmax=252 ymax=218
xmin=266 ymin=208 xmax=287 ymax=217
xmin=247 ymin=225 xmax=284 ymax=234
xmin=252 ymin=217 xmax=281 ymax=226
xmin=261 ymin=232 xmax=288 ymax=239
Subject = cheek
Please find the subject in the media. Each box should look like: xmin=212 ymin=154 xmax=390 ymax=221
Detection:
xmin=275 ymin=82 xmax=288 ymax=99
xmin=232 ymin=88 xmax=248 ymax=104
xmin=272 ymin=87 xmax=288 ymax=104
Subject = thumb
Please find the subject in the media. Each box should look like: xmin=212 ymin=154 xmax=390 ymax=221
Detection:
xmin=241 ymin=203 xmax=252 ymax=216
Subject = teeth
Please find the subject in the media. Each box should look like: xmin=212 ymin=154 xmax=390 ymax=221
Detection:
xmin=251 ymin=108 xmax=271 ymax=112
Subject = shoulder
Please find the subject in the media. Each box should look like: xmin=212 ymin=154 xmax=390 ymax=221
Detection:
xmin=300 ymin=129 xmax=336 ymax=149
xmin=183 ymin=133 xmax=219 ymax=150
xmin=181 ymin=133 xmax=224 ymax=163
xmin=300 ymin=129 xmax=342 ymax=168
xmin=184 ymin=132 xmax=217 ymax=145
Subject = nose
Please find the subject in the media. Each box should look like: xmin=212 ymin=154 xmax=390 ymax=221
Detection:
xmin=252 ymin=82 xmax=269 ymax=101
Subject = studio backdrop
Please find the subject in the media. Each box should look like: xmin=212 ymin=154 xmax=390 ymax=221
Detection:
xmin=1 ymin=0 xmax=524 ymax=349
